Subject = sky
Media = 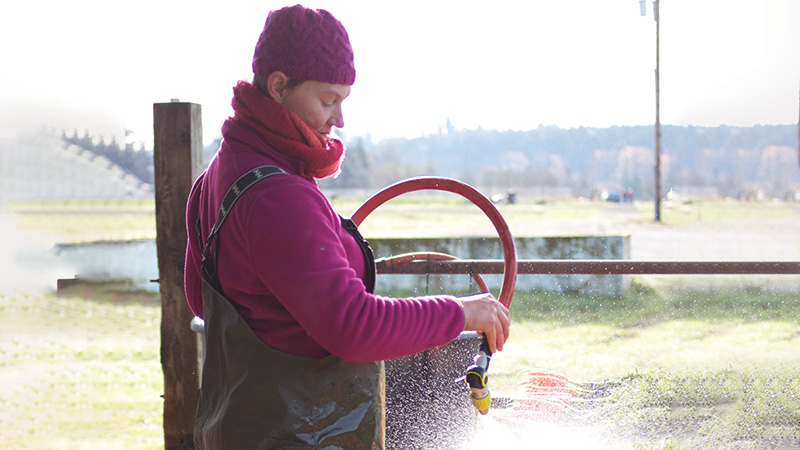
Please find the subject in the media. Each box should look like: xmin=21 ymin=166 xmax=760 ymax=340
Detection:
xmin=1 ymin=0 xmax=798 ymax=148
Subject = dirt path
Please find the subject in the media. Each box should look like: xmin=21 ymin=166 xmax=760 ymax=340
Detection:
xmin=521 ymin=203 xmax=800 ymax=261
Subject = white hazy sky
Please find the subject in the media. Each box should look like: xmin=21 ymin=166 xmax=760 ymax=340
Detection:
xmin=1 ymin=0 xmax=798 ymax=147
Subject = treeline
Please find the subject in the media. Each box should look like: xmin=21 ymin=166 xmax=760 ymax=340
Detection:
xmin=322 ymin=124 xmax=800 ymax=199
xmin=62 ymin=130 xmax=153 ymax=184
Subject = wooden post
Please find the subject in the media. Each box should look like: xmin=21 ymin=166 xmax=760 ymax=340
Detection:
xmin=154 ymin=101 xmax=204 ymax=450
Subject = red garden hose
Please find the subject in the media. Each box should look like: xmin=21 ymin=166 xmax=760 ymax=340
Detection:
xmin=352 ymin=176 xmax=517 ymax=416
xmin=351 ymin=176 xmax=517 ymax=308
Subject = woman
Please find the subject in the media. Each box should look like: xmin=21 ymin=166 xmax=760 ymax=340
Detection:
xmin=184 ymin=5 xmax=510 ymax=449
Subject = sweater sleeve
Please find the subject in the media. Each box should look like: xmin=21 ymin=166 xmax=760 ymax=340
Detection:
xmin=183 ymin=173 xmax=204 ymax=318
xmin=241 ymin=180 xmax=466 ymax=362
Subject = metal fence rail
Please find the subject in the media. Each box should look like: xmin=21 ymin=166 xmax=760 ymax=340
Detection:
xmin=376 ymin=259 xmax=800 ymax=275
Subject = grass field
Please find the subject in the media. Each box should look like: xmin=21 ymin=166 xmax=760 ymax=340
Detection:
xmin=0 ymin=285 xmax=162 ymax=450
xmin=2 ymin=197 xmax=799 ymax=449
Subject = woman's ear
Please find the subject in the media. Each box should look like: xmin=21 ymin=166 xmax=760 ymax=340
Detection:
xmin=265 ymin=71 xmax=290 ymax=103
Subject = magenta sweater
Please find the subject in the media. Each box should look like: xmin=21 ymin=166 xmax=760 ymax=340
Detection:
xmin=184 ymin=118 xmax=465 ymax=361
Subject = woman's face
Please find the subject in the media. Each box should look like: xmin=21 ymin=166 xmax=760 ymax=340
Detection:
xmin=278 ymin=80 xmax=351 ymax=136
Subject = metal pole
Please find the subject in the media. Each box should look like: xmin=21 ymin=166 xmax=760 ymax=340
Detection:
xmin=376 ymin=259 xmax=800 ymax=276
xmin=654 ymin=0 xmax=662 ymax=221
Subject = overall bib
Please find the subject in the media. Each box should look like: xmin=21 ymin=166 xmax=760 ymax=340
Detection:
xmin=194 ymin=166 xmax=384 ymax=450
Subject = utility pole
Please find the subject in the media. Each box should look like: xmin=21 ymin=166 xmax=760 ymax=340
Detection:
xmin=642 ymin=0 xmax=662 ymax=221
xmin=653 ymin=0 xmax=662 ymax=221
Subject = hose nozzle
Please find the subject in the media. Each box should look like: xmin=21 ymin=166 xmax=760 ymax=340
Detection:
xmin=465 ymin=337 xmax=492 ymax=415
xmin=466 ymin=365 xmax=491 ymax=414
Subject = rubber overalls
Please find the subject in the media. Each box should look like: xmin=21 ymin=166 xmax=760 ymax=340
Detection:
xmin=194 ymin=166 xmax=385 ymax=450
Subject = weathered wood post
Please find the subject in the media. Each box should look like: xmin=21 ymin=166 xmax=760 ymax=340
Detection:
xmin=154 ymin=101 xmax=204 ymax=450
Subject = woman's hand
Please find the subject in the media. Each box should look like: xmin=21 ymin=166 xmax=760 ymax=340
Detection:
xmin=457 ymin=293 xmax=510 ymax=353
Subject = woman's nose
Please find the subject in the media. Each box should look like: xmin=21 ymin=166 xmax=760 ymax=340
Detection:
xmin=331 ymin=105 xmax=344 ymax=129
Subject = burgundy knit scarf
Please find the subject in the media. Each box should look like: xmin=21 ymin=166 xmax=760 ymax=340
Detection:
xmin=231 ymin=81 xmax=345 ymax=179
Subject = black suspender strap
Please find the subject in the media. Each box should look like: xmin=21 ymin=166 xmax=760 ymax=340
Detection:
xmin=199 ymin=166 xmax=288 ymax=288
xmin=341 ymin=217 xmax=377 ymax=294
xmin=201 ymin=165 xmax=288 ymax=258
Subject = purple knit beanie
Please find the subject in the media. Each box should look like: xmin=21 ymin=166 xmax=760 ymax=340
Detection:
xmin=252 ymin=4 xmax=355 ymax=85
